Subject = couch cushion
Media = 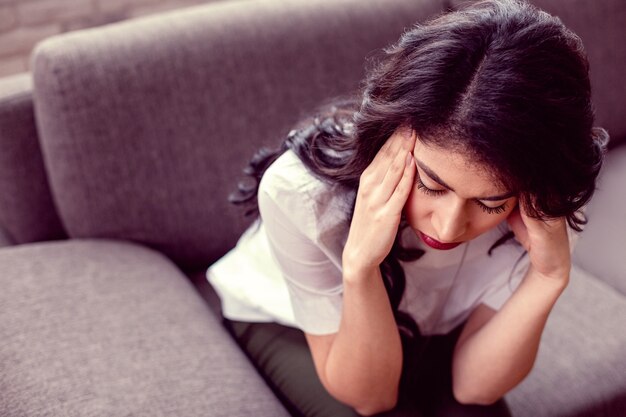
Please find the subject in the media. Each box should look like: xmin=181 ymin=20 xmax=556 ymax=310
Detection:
xmin=0 ymin=72 xmax=66 ymax=245
xmin=0 ymin=239 xmax=289 ymax=417
xmin=506 ymin=265 xmax=626 ymax=417
xmin=573 ymin=144 xmax=626 ymax=295
xmin=30 ymin=0 xmax=441 ymax=270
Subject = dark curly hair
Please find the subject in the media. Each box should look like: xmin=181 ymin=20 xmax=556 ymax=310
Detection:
xmin=230 ymin=0 xmax=608 ymax=383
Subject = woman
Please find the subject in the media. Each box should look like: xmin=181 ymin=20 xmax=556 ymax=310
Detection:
xmin=208 ymin=0 xmax=608 ymax=416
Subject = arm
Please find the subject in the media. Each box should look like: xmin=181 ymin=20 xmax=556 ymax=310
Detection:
xmin=306 ymin=266 xmax=402 ymax=416
xmin=452 ymin=206 xmax=571 ymax=405
xmin=452 ymin=267 xmax=566 ymax=404
xmin=305 ymin=128 xmax=417 ymax=415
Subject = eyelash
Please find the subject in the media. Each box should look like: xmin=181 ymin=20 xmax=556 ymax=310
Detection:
xmin=415 ymin=177 xmax=508 ymax=215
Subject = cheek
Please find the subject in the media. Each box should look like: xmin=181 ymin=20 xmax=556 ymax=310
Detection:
xmin=469 ymin=213 xmax=506 ymax=235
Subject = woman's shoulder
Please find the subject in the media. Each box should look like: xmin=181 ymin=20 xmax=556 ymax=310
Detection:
xmin=260 ymin=150 xmax=322 ymax=198
xmin=258 ymin=149 xmax=354 ymax=241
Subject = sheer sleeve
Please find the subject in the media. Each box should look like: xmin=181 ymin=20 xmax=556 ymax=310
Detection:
xmin=258 ymin=154 xmax=345 ymax=335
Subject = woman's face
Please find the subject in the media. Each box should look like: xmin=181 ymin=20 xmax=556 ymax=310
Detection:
xmin=404 ymin=137 xmax=518 ymax=250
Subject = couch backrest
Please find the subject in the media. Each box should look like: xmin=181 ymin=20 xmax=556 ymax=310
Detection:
xmin=31 ymin=0 xmax=442 ymax=270
xmin=0 ymin=73 xmax=66 ymax=246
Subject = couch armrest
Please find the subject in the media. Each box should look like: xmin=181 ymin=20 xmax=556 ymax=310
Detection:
xmin=0 ymin=72 xmax=66 ymax=244
xmin=506 ymin=265 xmax=626 ymax=417
xmin=573 ymin=144 xmax=626 ymax=296
xmin=0 ymin=223 xmax=16 ymax=247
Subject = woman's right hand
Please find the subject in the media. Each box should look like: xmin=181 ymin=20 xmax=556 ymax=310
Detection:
xmin=313 ymin=128 xmax=414 ymax=413
xmin=342 ymin=127 xmax=417 ymax=277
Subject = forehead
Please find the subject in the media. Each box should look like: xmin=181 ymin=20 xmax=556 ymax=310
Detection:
xmin=413 ymin=140 xmax=508 ymax=197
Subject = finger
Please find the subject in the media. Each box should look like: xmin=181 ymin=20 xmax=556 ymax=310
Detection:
xmin=377 ymin=131 xmax=416 ymax=199
xmin=518 ymin=203 xmax=567 ymax=236
xmin=387 ymin=151 xmax=416 ymax=212
xmin=406 ymin=129 xmax=417 ymax=150
xmin=375 ymin=140 xmax=414 ymax=203
xmin=506 ymin=206 xmax=529 ymax=249
xmin=509 ymin=204 xmax=568 ymax=253
xmin=395 ymin=126 xmax=415 ymax=151
xmin=361 ymin=128 xmax=416 ymax=194
xmin=369 ymin=127 xmax=415 ymax=170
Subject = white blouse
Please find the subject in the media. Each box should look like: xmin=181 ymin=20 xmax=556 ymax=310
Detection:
xmin=208 ymin=150 xmax=576 ymax=335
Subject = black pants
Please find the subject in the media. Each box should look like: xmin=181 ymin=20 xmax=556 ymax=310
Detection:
xmin=224 ymin=320 xmax=512 ymax=417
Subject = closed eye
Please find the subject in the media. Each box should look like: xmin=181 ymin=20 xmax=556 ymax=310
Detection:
xmin=476 ymin=201 xmax=508 ymax=215
xmin=416 ymin=176 xmax=508 ymax=215
xmin=416 ymin=176 xmax=445 ymax=196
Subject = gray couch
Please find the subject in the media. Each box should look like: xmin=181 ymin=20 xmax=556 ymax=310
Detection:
xmin=0 ymin=0 xmax=624 ymax=416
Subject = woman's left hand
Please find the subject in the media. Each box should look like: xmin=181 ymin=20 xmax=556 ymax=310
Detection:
xmin=506 ymin=204 xmax=571 ymax=283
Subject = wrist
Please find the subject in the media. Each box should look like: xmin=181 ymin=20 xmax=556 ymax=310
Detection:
xmin=525 ymin=264 xmax=570 ymax=292
xmin=342 ymin=258 xmax=380 ymax=286
xmin=342 ymin=247 xmax=376 ymax=278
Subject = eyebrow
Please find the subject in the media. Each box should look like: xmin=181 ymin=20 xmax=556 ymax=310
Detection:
xmin=415 ymin=158 xmax=515 ymax=202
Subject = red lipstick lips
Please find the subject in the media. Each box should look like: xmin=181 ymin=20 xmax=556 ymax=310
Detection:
xmin=418 ymin=231 xmax=462 ymax=250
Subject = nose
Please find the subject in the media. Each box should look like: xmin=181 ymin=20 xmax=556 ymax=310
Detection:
xmin=434 ymin=198 xmax=467 ymax=242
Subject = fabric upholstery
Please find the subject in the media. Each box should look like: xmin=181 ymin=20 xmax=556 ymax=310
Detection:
xmin=573 ymin=144 xmax=626 ymax=295
xmin=0 ymin=73 xmax=66 ymax=244
xmin=449 ymin=0 xmax=626 ymax=148
xmin=0 ymin=239 xmax=289 ymax=417
xmin=0 ymin=225 xmax=15 ymax=247
xmin=31 ymin=0 xmax=442 ymax=270
xmin=506 ymin=265 xmax=626 ymax=417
